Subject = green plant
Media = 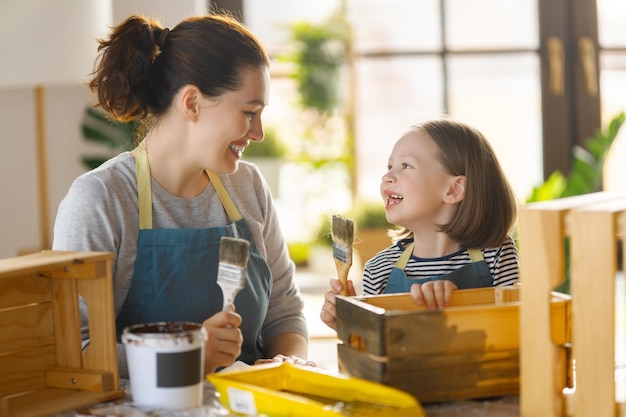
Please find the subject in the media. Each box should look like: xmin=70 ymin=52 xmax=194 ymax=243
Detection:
xmin=280 ymin=10 xmax=355 ymax=183
xmin=80 ymin=107 xmax=138 ymax=170
xmin=284 ymin=13 xmax=349 ymax=115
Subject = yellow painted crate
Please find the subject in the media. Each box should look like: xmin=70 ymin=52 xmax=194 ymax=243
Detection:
xmin=0 ymin=251 xmax=124 ymax=417
xmin=336 ymin=286 xmax=571 ymax=403
xmin=208 ymin=361 xmax=425 ymax=416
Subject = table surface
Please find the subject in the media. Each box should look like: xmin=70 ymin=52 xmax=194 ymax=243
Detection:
xmin=63 ymin=379 xmax=520 ymax=417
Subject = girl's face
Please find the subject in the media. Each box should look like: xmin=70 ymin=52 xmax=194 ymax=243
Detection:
xmin=380 ymin=128 xmax=463 ymax=231
xmin=192 ymin=66 xmax=270 ymax=174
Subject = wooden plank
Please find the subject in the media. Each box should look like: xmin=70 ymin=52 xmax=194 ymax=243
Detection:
xmin=383 ymin=304 xmax=520 ymax=357
xmin=0 ymin=251 xmax=112 ymax=280
xmin=51 ymin=279 xmax=81 ymax=369
xmin=519 ymin=207 xmax=567 ymax=417
xmin=354 ymin=287 xmax=518 ymax=311
xmin=337 ymin=344 xmax=519 ymax=403
xmin=570 ymin=207 xmax=617 ymax=417
xmin=0 ymin=275 xmax=50 ymax=310
xmin=0 ymin=387 xmax=124 ymax=417
xmin=0 ymin=304 xmax=54 ymax=353
xmin=0 ymin=345 xmax=55 ymax=399
xmin=45 ymin=368 xmax=115 ymax=392
xmin=78 ymin=260 xmax=119 ymax=385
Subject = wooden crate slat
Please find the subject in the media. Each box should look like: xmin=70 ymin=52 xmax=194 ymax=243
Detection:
xmin=77 ymin=263 xmax=119 ymax=381
xmin=45 ymin=368 xmax=115 ymax=392
xmin=337 ymin=344 xmax=519 ymax=403
xmin=0 ymin=251 xmax=111 ymax=279
xmin=519 ymin=207 xmax=569 ymax=417
xmin=0 ymin=275 xmax=50 ymax=310
xmin=0 ymin=345 xmax=55 ymax=399
xmin=0 ymin=388 xmax=124 ymax=417
xmin=383 ymin=304 xmax=520 ymax=357
xmin=51 ymin=279 xmax=81 ymax=369
xmin=0 ymin=304 xmax=54 ymax=353
xmin=570 ymin=208 xmax=617 ymax=417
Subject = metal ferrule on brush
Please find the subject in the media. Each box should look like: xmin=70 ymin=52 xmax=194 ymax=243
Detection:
xmin=333 ymin=242 xmax=352 ymax=264
xmin=218 ymin=263 xmax=246 ymax=283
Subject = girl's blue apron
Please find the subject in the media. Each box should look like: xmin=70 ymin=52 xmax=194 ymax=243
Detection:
xmin=383 ymin=241 xmax=493 ymax=294
xmin=116 ymin=142 xmax=271 ymax=364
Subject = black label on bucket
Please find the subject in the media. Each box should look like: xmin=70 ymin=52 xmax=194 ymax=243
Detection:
xmin=156 ymin=348 xmax=202 ymax=387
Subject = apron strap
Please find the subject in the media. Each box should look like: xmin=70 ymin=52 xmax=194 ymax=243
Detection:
xmin=393 ymin=243 xmax=484 ymax=269
xmin=135 ymin=141 xmax=244 ymax=229
xmin=394 ymin=242 xmax=415 ymax=270
xmin=468 ymin=248 xmax=484 ymax=262
xmin=207 ymin=171 xmax=243 ymax=222
xmin=136 ymin=141 xmax=153 ymax=230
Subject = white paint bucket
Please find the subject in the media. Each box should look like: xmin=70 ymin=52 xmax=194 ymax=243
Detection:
xmin=122 ymin=322 xmax=207 ymax=409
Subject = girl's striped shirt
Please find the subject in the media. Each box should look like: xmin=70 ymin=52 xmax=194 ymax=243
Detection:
xmin=363 ymin=235 xmax=519 ymax=295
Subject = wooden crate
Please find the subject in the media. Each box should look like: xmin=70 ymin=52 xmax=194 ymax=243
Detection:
xmin=0 ymin=251 xmax=124 ymax=417
xmin=519 ymin=191 xmax=626 ymax=417
xmin=336 ymin=286 xmax=571 ymax=403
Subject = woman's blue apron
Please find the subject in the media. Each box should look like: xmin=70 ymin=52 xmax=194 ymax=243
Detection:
xmin=115 ymin=142 xmax=271 ymax=364
xmin=383 ymin=241 xmax=493 ymax=294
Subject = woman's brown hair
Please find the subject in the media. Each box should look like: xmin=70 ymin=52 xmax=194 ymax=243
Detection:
xmin=89 ymin=13 xmax=269 ymax=123
xmin=393 ymin=118 xmax=518 ymax=248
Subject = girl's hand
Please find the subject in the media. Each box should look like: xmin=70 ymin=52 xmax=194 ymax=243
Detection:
xmin=254 ymin=354 xmax=316 ymax=367
xmin=202 ymin=311 xmax=243 ymax=375
xmin=410 ymin=280 xmax=458 ymax=310
xmin=320 ymin=278 xmax=357 ymax=331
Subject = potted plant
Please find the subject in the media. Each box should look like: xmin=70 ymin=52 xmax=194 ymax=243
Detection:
xmin=80 ymin=106 xmax=138 ymax=169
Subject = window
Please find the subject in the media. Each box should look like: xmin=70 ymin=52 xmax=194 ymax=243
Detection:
xmin=223 ymin=0 xmax=626 ymax=208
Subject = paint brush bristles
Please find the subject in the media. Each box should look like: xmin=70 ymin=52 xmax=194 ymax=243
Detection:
xmin=331 ymin=214 xmax=354 ymax=296
xmin=218 ymin=236 xmax=250 ymax=311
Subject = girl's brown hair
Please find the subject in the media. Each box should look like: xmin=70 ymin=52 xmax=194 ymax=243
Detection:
xmin=89 ymin=13 xmax=269 ymax=123
xmin=394 ymin=118 xmax=518 ymax=248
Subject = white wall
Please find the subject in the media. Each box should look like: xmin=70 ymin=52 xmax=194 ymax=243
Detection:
xmin=0 ymin=0 xmax=208 ymax=258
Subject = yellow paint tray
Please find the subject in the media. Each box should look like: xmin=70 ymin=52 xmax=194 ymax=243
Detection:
xmin=207 ymin=362 xmax=425 ymax=416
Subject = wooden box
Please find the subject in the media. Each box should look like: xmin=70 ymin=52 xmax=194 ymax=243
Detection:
xmin=0 ymin=251 xmax=124 ymax=417
xmin=519 ymin=191 xmax=626 ymax=417
xmin=336 ymin=286 xmax=571 ymax=403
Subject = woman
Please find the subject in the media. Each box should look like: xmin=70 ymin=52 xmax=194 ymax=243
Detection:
xmin=53 ymin=13 xmax=309 ymax=376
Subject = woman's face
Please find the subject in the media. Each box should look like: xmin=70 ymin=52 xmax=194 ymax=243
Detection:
xmin=192 ymin=66 xmax=270 ymax=174
xmin=380 ymin=127 xmax=460 ymax=230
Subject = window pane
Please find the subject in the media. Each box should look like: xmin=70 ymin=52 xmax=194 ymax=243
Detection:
xmin=600 ymin=52 xmax=626 ymax=192
xmin=355 ymin=57 xmax=444 ymax=200
xmin=447 ymin=54 xmax=542 ymax=201
xmin=598 ymin=0 xmax=626 ymax=48
xmin=445 ymin=0 xmax=538 ymax=50
xmin=347 ymin=0 xmax=441 ymax=53
xmin=244 ymin=0 xmax=340 ymax=52
xmin=600 ymin=53 xmax=626 ymax=122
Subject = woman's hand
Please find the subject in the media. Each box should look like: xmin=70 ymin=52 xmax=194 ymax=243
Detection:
xmin=320 ymin=278 xmax=357 ymax=331
xmin=410 ymin=280 xmax=458 ymax=310
xmin=202 ymin=310 xmax=243 ymax=375
xmin=254 ymin=354 xmax=316 ymax=367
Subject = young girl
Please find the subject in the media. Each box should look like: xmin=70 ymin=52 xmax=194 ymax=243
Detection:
xmin=321 ymin=118 xmax=519 ymax=330
xmin=53 ymin=13 xmax=310 ymax=375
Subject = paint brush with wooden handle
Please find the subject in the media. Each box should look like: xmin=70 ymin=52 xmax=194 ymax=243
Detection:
xmin=217 ymin=236 xmax=250 ymax=311
xmin=331 ymin=214 xmax=355 ymax=296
